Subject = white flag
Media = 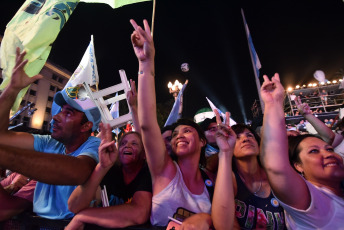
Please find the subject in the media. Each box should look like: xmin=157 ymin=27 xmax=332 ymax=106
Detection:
xmin=50 ymin=36 xmax=99 ymax=131
xmin=68 ymin=35 xmax=99 ymax=87
xmin=206 ymin=97 xmax=236 ymax=126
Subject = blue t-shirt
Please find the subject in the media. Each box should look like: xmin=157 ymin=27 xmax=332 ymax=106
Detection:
xmin=33 ymin=134 xmax=100 ymax=220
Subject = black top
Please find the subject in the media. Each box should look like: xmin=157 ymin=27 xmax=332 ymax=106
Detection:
xmin=101 ymin=162 xmax=152 ymax=206
xmin=234 ymin=171 xmax=286 ymax=230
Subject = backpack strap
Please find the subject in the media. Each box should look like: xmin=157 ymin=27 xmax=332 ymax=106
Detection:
xmin=200 ymin=169 xmax=214 ymax=202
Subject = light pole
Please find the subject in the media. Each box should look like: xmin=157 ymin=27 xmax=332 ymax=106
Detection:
xmin=168 ymin=80 xmax=183 ymax=101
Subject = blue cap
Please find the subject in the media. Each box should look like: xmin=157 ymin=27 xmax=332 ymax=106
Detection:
xmin=53 ymin=87 xmax=101 ymax=132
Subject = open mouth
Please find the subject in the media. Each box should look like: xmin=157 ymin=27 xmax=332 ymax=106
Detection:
xmin=176 ymin=141 xmax=188 ymax=146
xmin=241 ymin=144 xmax=253 ymax=148
xmin=324 ymin=162 xmax=338 ymax=167
xmin=123 ymin=152 xmax=133 ymax=155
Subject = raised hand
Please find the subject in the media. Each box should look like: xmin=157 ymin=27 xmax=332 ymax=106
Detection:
xmin=98 ymin=123 xmax=118 ymax=170
xmin=130 ymin=19 xmax=155 ymax=62
xmin=294 ymin=96 xmax=311 ymax=115
xmin=261 ymin=73 xmax=285 ymax=105
xmin=9 ymin=47 xmax=42 ymax=91
xmin=214 ymin=110 xmax=236 ymax=154
xmin=127 ymin=79 xmax=137 ymax=109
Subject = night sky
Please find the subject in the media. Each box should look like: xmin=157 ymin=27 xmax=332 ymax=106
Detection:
xmin=2 ymin=0 xmax=344 ymax=124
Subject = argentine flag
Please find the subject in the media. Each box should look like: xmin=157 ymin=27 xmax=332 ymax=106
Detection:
xmin=241 ymin=9 xmax=261 ymax=78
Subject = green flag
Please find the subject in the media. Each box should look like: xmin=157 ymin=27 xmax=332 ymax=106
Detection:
xmin=0 ymin=0 xmax=79 ymax=113
xmin=80 ymin=0 xmax=151 ymax=8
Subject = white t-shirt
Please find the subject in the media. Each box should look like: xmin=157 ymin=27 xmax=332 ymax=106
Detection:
xmin=150 ymin=162 xmax=211 ymax=226
xmin=277 ymin=179 xmax=344 ymax=229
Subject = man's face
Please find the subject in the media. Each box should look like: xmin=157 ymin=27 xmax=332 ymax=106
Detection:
xmin=51 ymin=104 xmax=86 ymax=143
xmin=204 ymin=122 xmax=217 ymax=145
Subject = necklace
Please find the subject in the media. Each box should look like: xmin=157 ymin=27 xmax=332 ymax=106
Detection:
xmin=238 ymin=171 xmax=263 ymax=196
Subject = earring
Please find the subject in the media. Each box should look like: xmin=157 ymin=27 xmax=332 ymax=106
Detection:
xmin=300 ymin=171 xmax=305 ymax=177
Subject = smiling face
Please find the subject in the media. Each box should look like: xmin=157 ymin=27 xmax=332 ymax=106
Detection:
xmin=233 ymin=128 xmax=260 ymax=158
xmin=171 ymin=125 xmax=205 ymax=158
xmin=118 ymin=133 xmax=144 ymax=166
xmin=51 ymin=104 xmax=88 ymax=143
xmin=295 ymin=137 xmax=344 ymax=184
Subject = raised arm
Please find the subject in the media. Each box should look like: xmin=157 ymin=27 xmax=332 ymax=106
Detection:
xmin=131 ymin=19 xmax=174 ymax=182
xmin=0 ymin=145 xmax=97 ymax=185
xmin=260 ymin=73 xmax=310 ymax=209
xmin=295 ymin=96 xmax=335 ymax=144
xmin=68 ymin=123 xmax=117 ymax=213
xmin=211 ymin=110 xmax=236 ymax=230
xmin=127 ymin=79 xmax=141 ymax=134
xmin=0 ymin=48 xmax=42 ymax=149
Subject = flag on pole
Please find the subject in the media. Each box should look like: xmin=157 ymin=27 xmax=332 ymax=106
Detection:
xmin=68 ymin=35 xmax=99 ymax=88
xmin=241 ymin=9 xmax=265 ymax=113
xmin=206 ymin=97 xmax=236 ymax=126
xmin=164 ymin=81 xmax=188 ymax=127
xmin=0 ymin=0 xmax=79 ymax=113
xmin=241 ymin=9 xmax=261 ymax=78
xmin=80 ymin=0 xmax=151 ymax=8
xmin=50 ymin=35 xmax=100 ymax=129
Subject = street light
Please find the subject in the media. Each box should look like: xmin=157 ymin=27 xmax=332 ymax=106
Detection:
xmin=168 ymin=80 xmax=183 ymax=100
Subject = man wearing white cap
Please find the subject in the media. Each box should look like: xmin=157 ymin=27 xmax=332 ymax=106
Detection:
xmin=0 ymin=48 xmax=101 ymax=220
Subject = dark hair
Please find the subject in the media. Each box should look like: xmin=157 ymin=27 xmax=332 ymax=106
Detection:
xmin=231 ymin=123 xmax=262 ymax=169
xmin=171 ymin=119 xmax=207 ymax=167
xmin=288 ymin=134 xmax=323 ymax=172
xmin=161 ymin=125 xmax=174 ymax=134
xmin=80 ymin=113 xmax=92 ymax=134
xmin=231 ymin=124 xmax=261 ymax=145
xmin=198 ymin=117 xmax=220 ymax=131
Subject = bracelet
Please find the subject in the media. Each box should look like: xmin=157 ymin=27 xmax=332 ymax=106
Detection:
xmin=138 ymin=71 xmax=155 ymax=76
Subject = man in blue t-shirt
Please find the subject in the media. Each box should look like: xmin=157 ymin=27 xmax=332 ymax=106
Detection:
xmin=0 ymin=48 xmax=101 ymax=219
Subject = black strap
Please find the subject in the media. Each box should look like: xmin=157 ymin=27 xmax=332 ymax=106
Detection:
xmin=200 ymin=169 xmax=214 ymax=202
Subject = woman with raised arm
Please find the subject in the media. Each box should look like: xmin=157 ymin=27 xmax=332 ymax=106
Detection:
xmin=260 ymin=73 xmax=344 ymax=229
xmin=65 ymin=123 xmax=152 ymax=229
xmin=230 ymin=122 xmax=286 ymax=229
xmin=131 ymin=19 xmax=214 ymax=229
xmin=211 ymin=110 xmax=236 ymax=230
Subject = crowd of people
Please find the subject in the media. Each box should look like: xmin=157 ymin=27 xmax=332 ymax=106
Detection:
xmin=0 ymin=19 xmax=343 ymax=230
xmin=286 ymin=87 xmax=344 ymax=117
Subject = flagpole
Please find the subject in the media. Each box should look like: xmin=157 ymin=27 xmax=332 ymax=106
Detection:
xmin=241 ymin=9 xmax=264 ymax=114
xmin=151 ymin=0 xmax=156 ymax=38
